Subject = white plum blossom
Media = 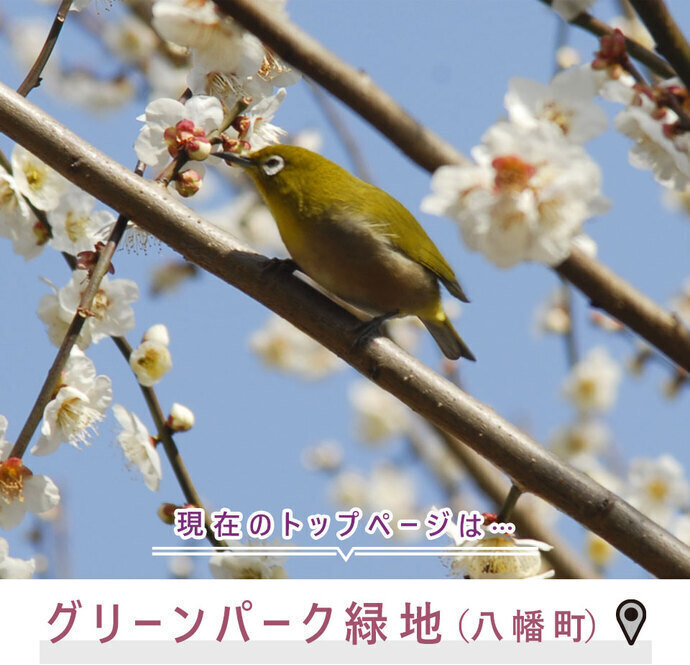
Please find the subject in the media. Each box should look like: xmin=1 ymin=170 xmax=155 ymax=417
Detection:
xmin=249 ymin=315 xmax=342 ymax=380
xmin=103 ymin=14 xmax=159 ymax=66
xmin=556 ymin=46 xmax=581 ymax=70
xmin=610 ymin=77 xmax=690 ymax=191
xmin=209 ymin=541 xmax=288 ymax=579
xmin=562 ymin=347 xmax=622 ymax=414
xmin=135 ymin=95 xmax=224 ymax=171
xmin=329 ymin=464 xmax=418 ymax=533
xmin=188 ymin=52 xmax=298 ymax=109
xmin=549 ymin=419 xmax=610 ymax=467
xmin=47 ymin=188 xmax=115 ymax=255
xmin=422 ymin=121 xmax=609 ymax=268
xmin=226 ymin=88 xmax=288 ymax=152
xmin=0 ymin=537 xmax=35 ymax=579
xmin=349 ymin=380 xmax=410 ymax=444
xmin=113 ymin=405 xmax=162 ymax=492
xmin=585 ymin=532 xmax=616 ymax=568
xmin=9 ymin=20 xmax=61 ymax=83
xmin=330 ymin=470 xmax=368 ymax=508
xmin=143 ymin=323 xmax=171 ymax=346
xmin=552 ymin=0 xmax=598 ymax=21
xmin=167 ymin=403 xmax=195 ymax=432
xmin=0 ymin=416 xmax=60 ymax=530
xmin=129 ymin=341 xmax=172 ymax=386
xmin=443 ymin=517 xmax=554 ymax=579
xmin=301 ymin=440 xmax=343 ymax=472
xmin=615 ymin=105 xmax=690 ymax=190
xmin=129 ymin=324 xmax=173 ymax=387
xmin=168 ymin=555 xmax=194 ymax=578
xmin=0 ymin=166 xmax=46 ymax=260
xmin=147 ymin=54 xmax=191 ymax=103
xmin=448 ymin=536 xmax=555 ymax=579
xmin=505 ymin=67 xmax=608 ymax=143
xmin=57 ymin=71 xmax=136 ymax=114
xmin=672 ymin=514 xmax=690 ymax=547
xmin=627 ymin=455 xmax=689 ymax=526
xmin=11 ymin=144 xmax=67 ymax=212
xmin=0 ymin=168 xmax=31 ymax=235
xmin=32 ymin=348 xmax=113 ymax=456
xmin=38 ymin=272 xmax=139 ymax=349
xmin=366 ymin=465 xmax=417 ymax=519
xmin=152 ymin=0 xmax=265 ymax=74
xmin=534 ymin=288 xmax=571 ymax=335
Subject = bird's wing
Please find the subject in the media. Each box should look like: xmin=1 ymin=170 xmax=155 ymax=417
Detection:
xmin=365 ymin=186 xmax=470 ymax=303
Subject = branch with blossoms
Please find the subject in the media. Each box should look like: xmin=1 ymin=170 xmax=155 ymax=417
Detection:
xmin=1 ymin=0 xmax=690 ymax=582
xmin=213 ymin=0 xmax=690 ymax=375
xmin=0 ymin=1 xmax=240 ymax=567
xmin=0 ymin=80 xmax=688 ymax=578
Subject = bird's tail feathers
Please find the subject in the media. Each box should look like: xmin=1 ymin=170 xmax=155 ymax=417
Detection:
xmin=422 ymin=315 xmax=476 ymax=361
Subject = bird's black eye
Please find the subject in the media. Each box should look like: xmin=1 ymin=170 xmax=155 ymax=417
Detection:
xmin=262 ymin=155 xmax=285 ymax=176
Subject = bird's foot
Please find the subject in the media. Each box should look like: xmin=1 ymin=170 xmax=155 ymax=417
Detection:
xmin=262 ymin=257 xmax=299 ymax=276
xmin=350 ymin=311 xmax=398 ymax=352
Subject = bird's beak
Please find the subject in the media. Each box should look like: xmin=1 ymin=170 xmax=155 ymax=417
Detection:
xmin=214 ymin=151 xmax=256 ymax=168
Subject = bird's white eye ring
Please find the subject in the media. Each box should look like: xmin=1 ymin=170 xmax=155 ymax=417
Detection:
xmin=261 ymin=155 xmax=285 ymax=176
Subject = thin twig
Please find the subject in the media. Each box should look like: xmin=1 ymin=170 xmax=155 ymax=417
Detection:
xmin=0 ymin=88 xmax=687 ymax=576
xmin=56 ymin=253 xmax=225 ymax=548
xmin=556 ymin=247 xmax=690 ymax=372
xmin=497 ymin=484 xmax=523 ymax=523
xmin=560 ymin=277 xmax=579 ymax=367
xmin=11 ymin=17 xmax=223 ymax=550
xmin=9 ymin=210 xmax=131 ymax=459
xmin=627 ymin=0 xmax=690 ymax=90
xmin=437 ymin=431 xmax=600 ymax=579
xmin=111 ymin=337 xmax=224 ymax=548
xmin=406 ymin=429 xmax=582 ymax=578
xmin=17 ymin=0 xmax=73 ymax=96
xmin=538 ymin=0 xmax=676 ymax=79
xmin=551 ymin=19 xmax=580 ymax=370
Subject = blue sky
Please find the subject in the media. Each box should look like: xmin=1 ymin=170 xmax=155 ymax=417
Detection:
xmin=0 ymin=0 xmax=689 ymax=579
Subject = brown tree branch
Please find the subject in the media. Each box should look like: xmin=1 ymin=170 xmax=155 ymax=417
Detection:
xmin=538 ymin=0 xmax=676 ymax=78
xmin=212 ymin=0 xmax=690 ymax=374
xmin=556 ymin=248 xmax=690 ymax=372
xmin=627 ymin=0 xmax=690 ymax=90
xmin=17 ymin=0 xmax=73 ymax=96
xmin=0 ymin=83 xmax=687 ymax=576
xmin=214 ymin=0 xmax=467 ymax=172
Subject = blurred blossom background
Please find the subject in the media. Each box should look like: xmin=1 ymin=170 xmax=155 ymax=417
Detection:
xmin=0 ymin=0 xmax=689 ymax=579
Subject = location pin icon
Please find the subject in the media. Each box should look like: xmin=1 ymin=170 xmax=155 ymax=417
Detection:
xmin=616 ymin=599 xmax=646 ymax=646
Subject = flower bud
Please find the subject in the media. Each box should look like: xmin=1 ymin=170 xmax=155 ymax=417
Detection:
xmin=157 ymin=503 xmax=180 ymax=525
xmin=143 ymin=324 xmax=170 ymax=347
xmin=174 ymin=169 xmax=203 ymax=197
xmin=167 ymin=403 xmax=195 ymax=432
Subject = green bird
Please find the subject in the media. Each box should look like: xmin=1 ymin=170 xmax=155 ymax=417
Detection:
xmin=218 ymin=145 xmax=475 ymax=361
